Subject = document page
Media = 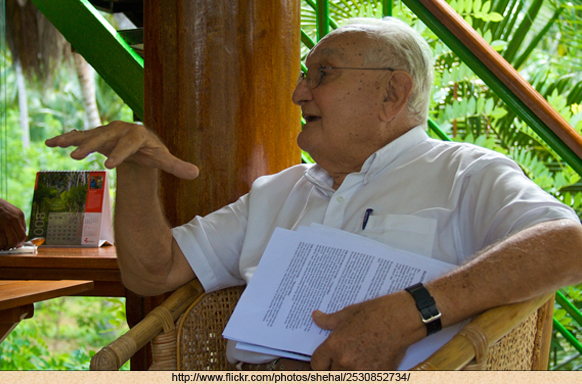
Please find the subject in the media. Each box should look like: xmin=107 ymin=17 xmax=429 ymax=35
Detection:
xmin=223 ymin=226 xmax=466 ymax=369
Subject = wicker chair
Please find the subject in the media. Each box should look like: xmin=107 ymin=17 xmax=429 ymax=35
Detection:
xmin=90 ymin=279 xmax=554 ymax=371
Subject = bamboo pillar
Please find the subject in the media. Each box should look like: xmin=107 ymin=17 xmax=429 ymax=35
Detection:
xmin=144 ymin=0 xmax=302 ymax=226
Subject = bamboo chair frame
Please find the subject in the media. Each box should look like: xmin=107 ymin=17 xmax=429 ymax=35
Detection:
xmin=90 ymin=279 xmax=554 ymax=371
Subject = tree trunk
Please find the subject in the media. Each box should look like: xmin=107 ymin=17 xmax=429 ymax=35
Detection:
xmin=73 ymin=52 xmax=101 ymax=129
xmin=15 ymin=59 xmax=29 ymax=148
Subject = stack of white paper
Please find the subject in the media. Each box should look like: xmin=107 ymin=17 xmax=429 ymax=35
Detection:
xmin=223 ymin=225 xmax=467 ymax=370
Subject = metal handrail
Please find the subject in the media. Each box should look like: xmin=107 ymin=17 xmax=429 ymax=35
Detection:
xmin=301 ymin=0 xmax=582 ymax=368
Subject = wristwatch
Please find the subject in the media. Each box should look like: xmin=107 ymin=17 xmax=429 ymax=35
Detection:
xmin=404 ymin=283 xmax=442 ymax=336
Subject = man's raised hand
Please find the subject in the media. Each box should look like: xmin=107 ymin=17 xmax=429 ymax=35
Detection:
xmin=45 ymin=121 xmax=199 ymax=180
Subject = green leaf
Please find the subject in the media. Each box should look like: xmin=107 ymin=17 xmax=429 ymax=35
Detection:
xmin=445 ymin=104 xmax=454 ymax=121
xmin=453 ymin=100 xmax=461 ymax=117
xmin=481 ymin=0 xmax=491 ymax=13
xmin=476 ymin=96 xmax=485 ymax=114
xmin=468 ymin=97 xmax=476 ymax=116
xmin=490 ymin=40 xmax=507 ymax=51
xmin=473 ymin=0 xmax=482 ymax=13
xmin=483 ymin=30 xmax=492 ymax=44
xmin=488 ymin=12 xmax=503 ymax=22
xmin=491 ymin=107 xmax=508 ymax=119
xmin=485 ymin=98 xmax=494 ymax=115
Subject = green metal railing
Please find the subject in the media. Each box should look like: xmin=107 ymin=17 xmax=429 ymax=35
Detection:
xmin=402 ymin=0 xmax=582 ymax=177
xmin=553 ymin=291 xmax=582 ymax=367
xmin=302 ymin=0 xmax=582 ymax=369
xmin=30 ymin=0 xmax=144 ymax=120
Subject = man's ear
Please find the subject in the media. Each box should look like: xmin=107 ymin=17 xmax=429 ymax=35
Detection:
xmin=379 ymin=71 xmax=413 ymax=123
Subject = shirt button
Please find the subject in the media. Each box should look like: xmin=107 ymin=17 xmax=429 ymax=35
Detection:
xmin=336 ymin=196 xmax=344 ymax=202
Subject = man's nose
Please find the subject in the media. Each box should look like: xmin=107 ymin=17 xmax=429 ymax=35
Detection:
xmin=292 ymin=79 xmax=314 ymax=106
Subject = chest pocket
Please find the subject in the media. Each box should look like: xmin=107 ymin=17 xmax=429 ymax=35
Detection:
xmin=357 ymin=214 xmax=437 ymax=257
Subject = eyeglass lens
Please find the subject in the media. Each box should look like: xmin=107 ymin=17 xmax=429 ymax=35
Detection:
xmin=297 ymin=66 xmax=322 ymax=89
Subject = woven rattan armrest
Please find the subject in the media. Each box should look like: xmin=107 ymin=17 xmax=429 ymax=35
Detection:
xmin=413 ymin=292 xmax=554 ymax=370
xmin=90 ymin=279 xmax=205 ymax=370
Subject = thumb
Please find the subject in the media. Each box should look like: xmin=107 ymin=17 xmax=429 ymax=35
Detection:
xmin=312 ymin=309 xmax=343 ymax=330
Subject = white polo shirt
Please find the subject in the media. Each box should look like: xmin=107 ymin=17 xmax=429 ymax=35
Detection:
xmin=173 ymin=126 xmax=579 ymax=293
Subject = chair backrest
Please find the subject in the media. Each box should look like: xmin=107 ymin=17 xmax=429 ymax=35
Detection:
xmin=169 ymin=286 xmax=553 ymax=370
xmin=176 ymin=285 xmax=245 ymax=370
xmin=484 ymin=295 xmax=553 ymax=370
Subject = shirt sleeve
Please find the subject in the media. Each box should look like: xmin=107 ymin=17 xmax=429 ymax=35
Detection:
xmin=172 ymin=194 xmax=249 ymax=292
xmin=457 ymin=154 xmax=580 ymax=257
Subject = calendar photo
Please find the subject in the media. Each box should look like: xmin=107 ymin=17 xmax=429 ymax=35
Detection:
xmin=28 ymin=171 xmax=113 ymax=247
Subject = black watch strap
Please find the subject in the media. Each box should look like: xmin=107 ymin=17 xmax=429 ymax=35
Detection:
xmin=405 ymin=283 xmax=442 ymax=336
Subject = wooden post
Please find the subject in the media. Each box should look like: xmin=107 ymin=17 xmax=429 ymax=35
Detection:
xmin=144 ymin=0 xmax=301 ymax=225
xmin=132 ymin=0 xmax=301 ymax=370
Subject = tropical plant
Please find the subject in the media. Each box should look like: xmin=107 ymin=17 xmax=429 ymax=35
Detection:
xmin=0 ymin=14 xmax=131 ymax=368
xmin=299 ymin=0 xmax=582 ymax=369
xmin=0 ymin=297 xmax=129 ymax=370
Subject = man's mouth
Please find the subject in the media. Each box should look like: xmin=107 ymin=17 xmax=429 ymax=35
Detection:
xmin=303 ymin=115 xmax=321 ymax=123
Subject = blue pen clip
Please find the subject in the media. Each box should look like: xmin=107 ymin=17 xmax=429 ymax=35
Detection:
xmin=362 ymin=208 xmax=373 ymax=230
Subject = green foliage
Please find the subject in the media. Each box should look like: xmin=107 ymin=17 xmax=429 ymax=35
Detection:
xmin=0 ymin=297 xmax=129 ymax=370
xmin=1 ymin=53 xmax=128 ymax=228
xmin=300 ymin=0 xmax=582 ymax=370
xmin=0 ymin=43 xmax=130 ymax=369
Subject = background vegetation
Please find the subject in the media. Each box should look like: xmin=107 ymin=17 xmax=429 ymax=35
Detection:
xmin=300 ymin=0 xmax=582 ymax=370
xmin=0 ymin=0 xmax=581 ymax=370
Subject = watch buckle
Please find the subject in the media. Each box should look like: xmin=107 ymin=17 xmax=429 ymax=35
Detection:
xmin=421 ymin=312 xmax=442 ymax=324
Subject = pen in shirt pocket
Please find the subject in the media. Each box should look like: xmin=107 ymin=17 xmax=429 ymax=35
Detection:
xmin=362 ymin=208 xmax=373 ymax=230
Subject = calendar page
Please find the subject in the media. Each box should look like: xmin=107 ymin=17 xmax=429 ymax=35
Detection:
xmin=28 ymin=171 xmax=113 ymax=247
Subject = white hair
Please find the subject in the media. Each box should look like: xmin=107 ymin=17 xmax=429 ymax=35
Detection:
xmin=323 ymin=17 xmax=434 ymax=124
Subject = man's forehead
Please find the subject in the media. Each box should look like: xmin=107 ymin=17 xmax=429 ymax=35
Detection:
xmin=307 ymin=31 xmax=372 ymax=64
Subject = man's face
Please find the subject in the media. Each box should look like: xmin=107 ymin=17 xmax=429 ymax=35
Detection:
xmin=292 ymin=31 xmax=393 ymax=174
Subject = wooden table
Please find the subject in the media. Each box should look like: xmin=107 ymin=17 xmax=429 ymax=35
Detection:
xmin=0 ymin=280 xmax=94 ymax=343
xmin=0 ymin=246 xmax=163 ymax=370
xmin=0 ymin=246 xmax=123 ymax=297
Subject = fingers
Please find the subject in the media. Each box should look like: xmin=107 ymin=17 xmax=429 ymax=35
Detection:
xmin=161 ymin=156 xmax=200 ymax=180
xmin=45 ymin=122 xmax=200 ymax=180
xmin=0 ymin=230 xmax=8 ymax=250
xmin=45 ymin=129 xmax=85 ymax=149
xmin=311 ymin=343 xmax=332 ymax=370
xmin=0 ymin=199 xmax=27 ymax=249
xmin=4 ymin=225 xmax=25 ymax=249
xmin=105 ymin=127 xmax=146 ymax=168
xmin=310 ymin=309 xmax=344 ymax=370
xmin=0 ymin=220 xmax=25 ymax=249
xmin=107 ymin=125 xmax=199 ymax=179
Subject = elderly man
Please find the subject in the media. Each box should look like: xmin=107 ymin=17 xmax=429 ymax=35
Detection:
xmin=46 ymin=17 xmax=582 ymax=370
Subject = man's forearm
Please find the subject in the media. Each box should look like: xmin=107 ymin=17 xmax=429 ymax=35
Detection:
xmin=427 ymin=219 xmax=582 ymax=328
xmin=114 ymin=162 xmax=176 ymax=294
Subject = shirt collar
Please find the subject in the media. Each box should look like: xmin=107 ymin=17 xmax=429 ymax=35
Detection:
xmin=304 ymin=125 xmax=428 ymax=193
xmin=361 ymin=125 xmax=428 ymax=184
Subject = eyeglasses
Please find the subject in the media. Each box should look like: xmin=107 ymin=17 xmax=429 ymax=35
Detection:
xmin=297 ymin=65 xmax=395 ymax=89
